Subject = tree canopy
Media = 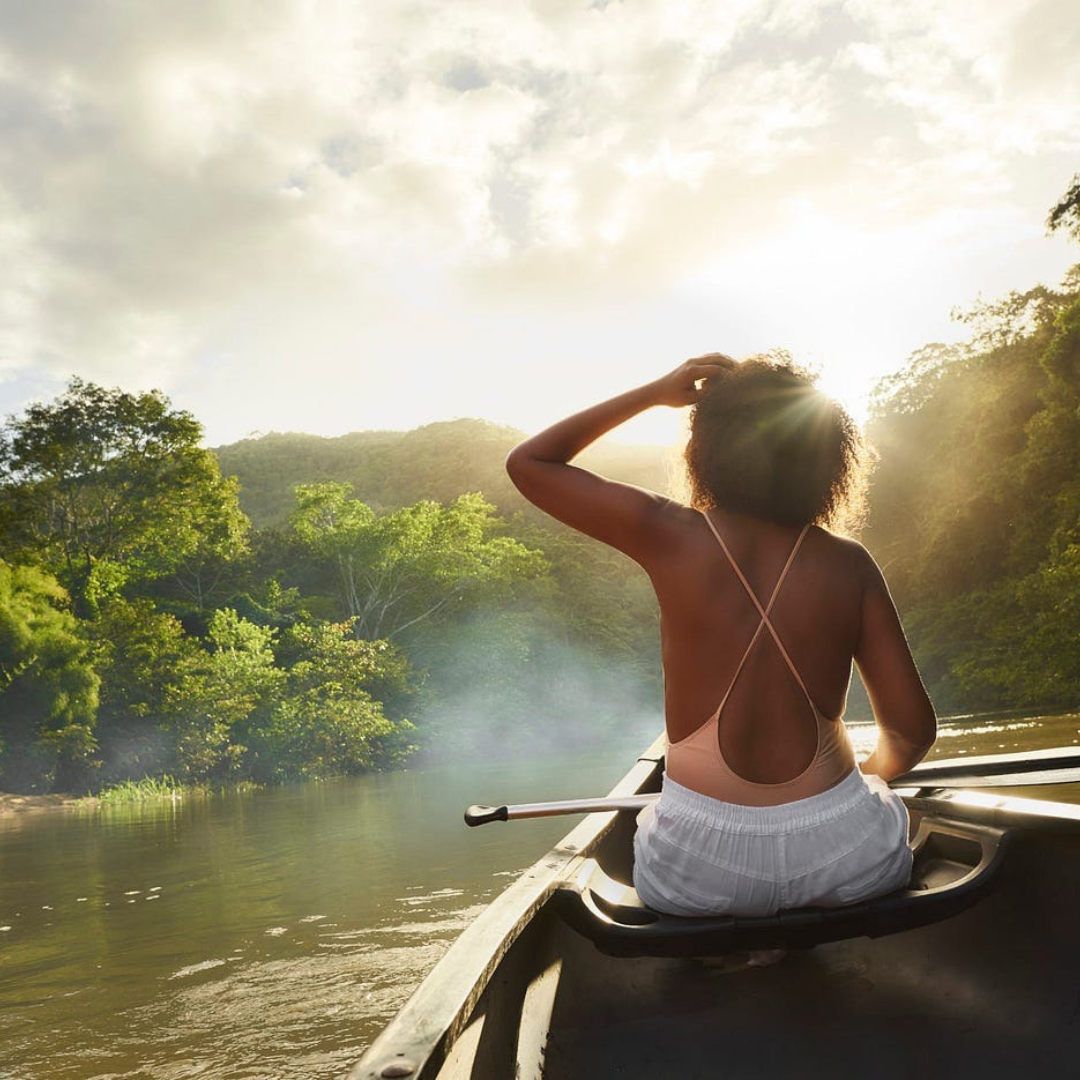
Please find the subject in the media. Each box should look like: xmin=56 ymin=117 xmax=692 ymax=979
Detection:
xmin=864 ymin=267 xmax=1080 ymax=710
xmin=0 ymin=561 xmax=99 ymax=791
xmin=289 ymin=483 xmax=548 ymax=639
xmin=0 ymin=378 xmax=248 ymax=613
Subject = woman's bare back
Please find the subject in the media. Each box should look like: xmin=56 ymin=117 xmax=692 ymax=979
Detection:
xmin=642 ymin=506 xmax=867 ymax=784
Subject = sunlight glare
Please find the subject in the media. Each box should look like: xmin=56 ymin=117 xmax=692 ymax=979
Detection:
xmin=813 ymin=364 xmax=872 ymax=427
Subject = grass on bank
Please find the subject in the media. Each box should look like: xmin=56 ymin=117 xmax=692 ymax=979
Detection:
xmin=95 ymin=775 xmax=190 ymax=804
xmin=88 ymin=776 xmax=263 ymax=805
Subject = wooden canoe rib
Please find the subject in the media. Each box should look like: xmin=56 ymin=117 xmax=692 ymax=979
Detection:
xmin=350 ymin=736 xmax=1080 ymax=1080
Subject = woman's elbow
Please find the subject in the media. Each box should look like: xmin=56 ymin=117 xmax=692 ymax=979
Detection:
xmin=904 ymin=708 xmax=938 ymax=757
xmin=506 ymin=444 xmax=547 ymax=499
xmin=504 ymin=443 xmax=526 ymax=476
xmin=505 ymin=444 xmax=531 ymax=487
xmin=916 ymin=694 xmax=938 ymax=748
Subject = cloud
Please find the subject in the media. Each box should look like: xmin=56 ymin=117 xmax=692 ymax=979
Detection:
xmin=839 ymin=0 xmax=1080 ymax=158
xmin=0 ymin=1 xmax=1076 ymax=442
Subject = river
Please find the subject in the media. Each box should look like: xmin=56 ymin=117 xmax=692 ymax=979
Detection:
xmin=1 ymin=712 xmax=1078 ymax=1079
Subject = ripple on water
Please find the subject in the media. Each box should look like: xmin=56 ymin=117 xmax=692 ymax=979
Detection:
xmin=94 ymin=943 xmax=458 ymax=1079
xmin=937 ymin=721 xmax=1039 ymax=739
xmin=394 ymin=886 xmax=465 ymax=907
xmin=373 ymin=904 xmax=489 ymax=939
xmin=169 ymin=959 xmax=228 ymax=980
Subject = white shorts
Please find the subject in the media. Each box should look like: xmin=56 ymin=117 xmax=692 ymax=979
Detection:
xmin=632 ymin=767 xmax=913 ymax=917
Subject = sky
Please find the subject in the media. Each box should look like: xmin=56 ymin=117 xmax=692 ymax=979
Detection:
xmin=0 ymin=0 xmax=1078 ymax=450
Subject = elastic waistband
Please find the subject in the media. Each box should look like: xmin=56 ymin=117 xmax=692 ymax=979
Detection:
xmin=656 ymin=767 xmax=872 ymax=833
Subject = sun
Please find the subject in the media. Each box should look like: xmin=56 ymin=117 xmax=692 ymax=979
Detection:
xmin=813 ymin=365 xmax=872 ymax=427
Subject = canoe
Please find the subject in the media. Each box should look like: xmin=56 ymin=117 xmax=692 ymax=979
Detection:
xmin=349 ymin=734 xmax=1080 ymax=1079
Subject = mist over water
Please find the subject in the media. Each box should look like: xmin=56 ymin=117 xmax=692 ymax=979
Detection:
xmin=406 ymin=607 xmax=663 ymax=765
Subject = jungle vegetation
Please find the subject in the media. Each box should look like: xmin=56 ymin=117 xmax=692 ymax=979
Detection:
xmin=2 ymin=177 xmax=1079 ymax=793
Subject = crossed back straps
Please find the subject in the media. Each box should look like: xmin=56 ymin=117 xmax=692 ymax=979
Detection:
xmin=700 ymin=514 xmax=817 ymax=718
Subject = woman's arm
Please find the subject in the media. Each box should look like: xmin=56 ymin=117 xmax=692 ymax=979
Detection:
xmin=505 ymin=355 xmax=735 ymax=560
xmin=854 ymin=550 xmax=938 ymax=781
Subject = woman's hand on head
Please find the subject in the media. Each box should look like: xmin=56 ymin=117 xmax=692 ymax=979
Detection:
xmin=503 ymin=353 xmax=737 ymax=562
xmin=651 ymin=354 xmax=738 ymax=408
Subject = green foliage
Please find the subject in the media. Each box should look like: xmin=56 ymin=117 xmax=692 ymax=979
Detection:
xmin=214 ymin=423 xmax=524 ymax=527
xmin=289 ymin=484 xmax=548 ymax=640
xmin=88 ymin=599 xmax=283 ymax=784
xmin=168 ymin=608 xmax=285 ymax=781
xmin=0 ymin=561 xmax=99 ymax=792
xmin=88 ymin=598 xmax=202 ymax=781
xmin=246 ymin=622 xmax=415 ymax=781
xmin=0 ymin=378 xmax=249 ymax=613
xmin=868 ymin=342 xmax=971 ymax=417
xmin=87 ymin=599 xmax=414 ymax=785
xmin=865 ymin=265 xmax=1080 ymax=712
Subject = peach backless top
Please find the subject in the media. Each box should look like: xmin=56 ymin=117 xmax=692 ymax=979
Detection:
xmin=665 ymin=514 xmax=856 ymax=807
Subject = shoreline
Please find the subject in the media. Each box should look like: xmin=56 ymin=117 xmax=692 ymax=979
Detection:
xmin=0 ymin=792 xmax=99 ymax=816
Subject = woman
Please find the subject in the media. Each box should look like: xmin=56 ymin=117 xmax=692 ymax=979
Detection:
xmin=505 ymin=353 xmax=936 ymax=918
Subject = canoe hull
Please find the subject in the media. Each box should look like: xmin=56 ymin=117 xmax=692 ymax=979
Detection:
xmin=543 ymin=825 xmax=1080 ymax=1078
xmin=351 ymin=742 xmax=1080 ymax=1079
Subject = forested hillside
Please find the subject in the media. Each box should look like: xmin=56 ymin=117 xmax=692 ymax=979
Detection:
xmin=213 ymin=420 xmax=676 ymax=526
xmin=864 ymin=266 xmax=1080 ymax=712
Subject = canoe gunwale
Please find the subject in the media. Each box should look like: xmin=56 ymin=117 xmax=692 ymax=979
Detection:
xmin=900 ymin=784 xmax=1080 ymax=829
xmin=348 ymin=737 xmax=667 ymax=1080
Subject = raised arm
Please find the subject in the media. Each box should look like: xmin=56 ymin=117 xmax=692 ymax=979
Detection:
xmin=505 ymin=356 xmax=735 ymax=561
xmin=854 ymin=549 xmax=938 ymax=781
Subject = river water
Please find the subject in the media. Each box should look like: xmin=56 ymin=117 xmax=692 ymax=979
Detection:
xmin=1 ymin=713 xmax=1078 ymax=1079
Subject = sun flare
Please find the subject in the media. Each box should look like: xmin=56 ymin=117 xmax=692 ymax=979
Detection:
xmin=814 ymin=366 xmax=872 ymax=427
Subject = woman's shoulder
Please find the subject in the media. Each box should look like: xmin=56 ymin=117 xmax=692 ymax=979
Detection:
xmin=807 ymin=526 xmax=879 ymax=579
xmin=810 ymin=524 xmax=866 ymax=551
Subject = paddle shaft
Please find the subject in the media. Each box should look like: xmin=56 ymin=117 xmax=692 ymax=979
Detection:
xmin=464 ymin=795 xmax=656 ymax=827
xmin=463 ymin=745 xmax=1080 ymax=827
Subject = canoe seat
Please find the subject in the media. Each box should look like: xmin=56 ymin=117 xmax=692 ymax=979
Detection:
xmin=553 ymin=815 xmax=1010 ymax=957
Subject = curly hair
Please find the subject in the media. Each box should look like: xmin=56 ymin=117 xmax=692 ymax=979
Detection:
xmin=683 ymin=355 xmax=873 ymax=534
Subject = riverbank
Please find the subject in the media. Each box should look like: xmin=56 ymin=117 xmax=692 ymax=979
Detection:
xmin=0 ymin=791 xmax=98 ymax=816
xmin=0 ymin=776 xmax=262 ymax=818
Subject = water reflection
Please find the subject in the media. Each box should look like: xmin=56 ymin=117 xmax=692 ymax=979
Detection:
xmin=0 ymin=742 xmax=648 ymax=1078
xmin=0 ymin=714 xmax=1077 ymax=1078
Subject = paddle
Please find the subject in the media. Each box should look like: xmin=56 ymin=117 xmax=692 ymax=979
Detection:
xmin=463 ymin=745 xmax=1080 ymax=826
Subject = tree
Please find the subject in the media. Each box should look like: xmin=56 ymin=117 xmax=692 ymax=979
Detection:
xmin=0 ymin=560 xmax=99 ymax=792
xmin=0 ymin=378 xmax=249 ymax=614
xmin=863 ymin=261 xmax=1080 ymax=712
xmin=88 ymin=601 xmax=286 ymax=783
xmin=1047 ymin=172 xmax=1080 ymax=242
xmin=87 ymin=598 xmax=202 ymax=782
xmin=170 ymin=608 xmax=284 ymax=780
xmin=245 ymin=621 xmax=415 ymax=781
xmin=161 ymin=473 xmax=250 ymax=615
xmin=289 ymin=484 xmax=548 ymax=640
